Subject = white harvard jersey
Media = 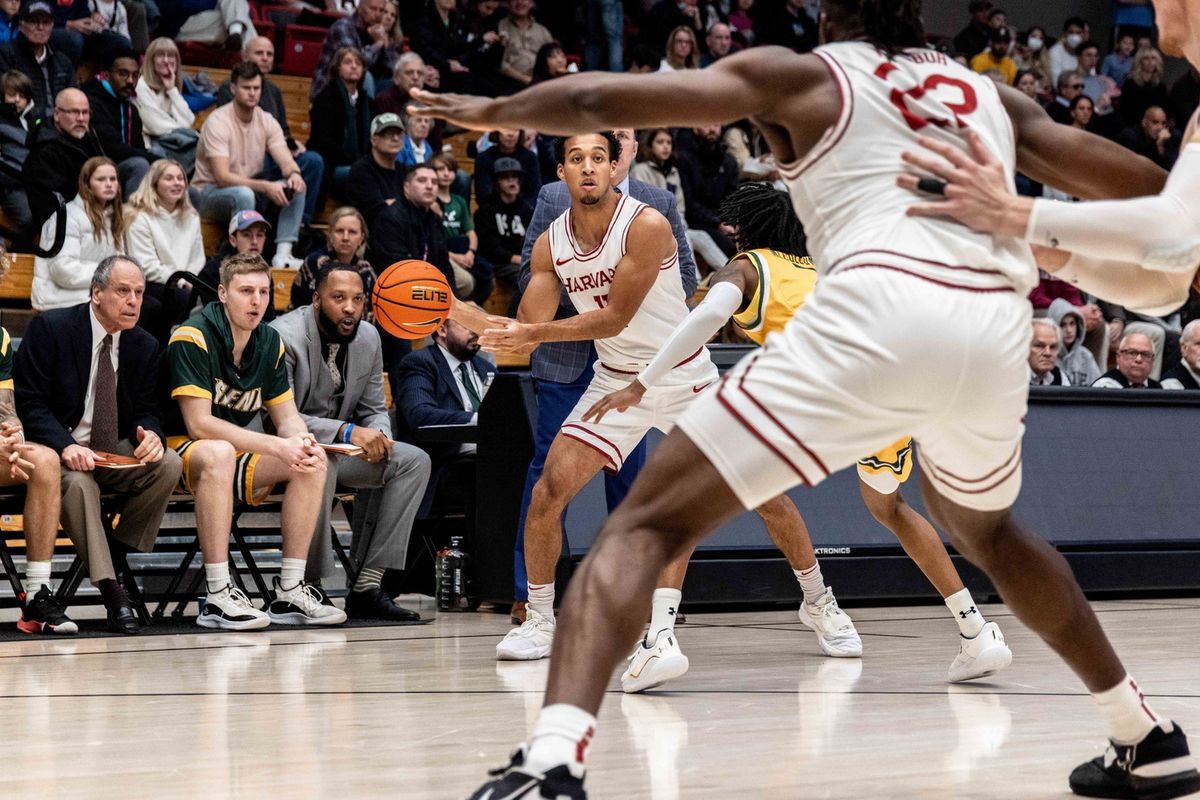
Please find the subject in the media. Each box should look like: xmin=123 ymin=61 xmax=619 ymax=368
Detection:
xmin=548 ymin=194 xmax=710 ymax=380
xmin=781 ymin=41 xmax=1037 ymax=294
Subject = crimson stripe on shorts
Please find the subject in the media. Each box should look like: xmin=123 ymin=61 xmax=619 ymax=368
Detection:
xmin=832 ymin=264 xmax=1016 ymax=294
xmin=921 ymin=443 xmax=1023 ymax=496
xmin=600 ymin=347 xmax=701 ymax=376
xmin=733 ymin=352 xmax=830 ymax=478
xmin=826 ymin=248 xmax=1008 ymax=278
xmin=714 ymin=384 xmax=813 ymax=488
xmin=560 ymin=425 xmax=621 ymax=473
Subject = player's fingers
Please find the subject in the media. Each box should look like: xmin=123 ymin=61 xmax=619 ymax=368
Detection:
xmin=899 ymin=150 xmax=961 ymax=184
xmin=965 ymin=130 xmax=1000 ymax=167
xmin=914 ymin=135 xmax=975 ymax=171
xmin=905 ymin=201 xmax=954 ymax=219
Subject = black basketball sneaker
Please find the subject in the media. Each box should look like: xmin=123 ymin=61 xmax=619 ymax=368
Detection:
xmin=1069 ymin=722 xmax=1200 ymax=799
xmin=466 ymin=747 xmax=586 ymax=800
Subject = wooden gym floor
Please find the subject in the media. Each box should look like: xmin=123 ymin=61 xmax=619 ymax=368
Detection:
xmin=1 ymin=596 xmax=1198 ymax=799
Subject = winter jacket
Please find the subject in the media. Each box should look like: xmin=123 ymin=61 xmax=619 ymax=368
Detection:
xmin=124 ymin=206 xmax=205 ymax=284
xmin=630 ymin=159 xmax=685 ymax=218
xmin=32 ymin=195 xmax=121 ymax=311
xmin=0 ymin=34 xmax=74 ymax=118
xmin=82 ymin=77 xmax=156 ymax=165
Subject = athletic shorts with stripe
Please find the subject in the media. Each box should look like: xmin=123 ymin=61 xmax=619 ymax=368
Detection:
xmin=677 ymin=267 xmax=1032 ymax=513
xmin=167 ymin=436 xmax=275 ymax=506
xmin=561 ymin=360 xmax=719 ymax=474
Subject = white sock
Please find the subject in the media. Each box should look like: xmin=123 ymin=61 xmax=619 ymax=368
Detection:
xmin=795 ymin=563 xmax=827 ymax=605
xmin=647 ymin=588 xmax=681 ymax=643
xmin=944 ymin=587 xmax=986 ymax=638
xmin=1094 ymin=675 xmax=1162 ymax=744
xmin=24 ymin=560 xmax=52 ymax=597
xmin=525 ymin=703 xmax=596 ymax=779
xmin=205 ymin=562 xmax=230 ymax=594
xmin=280 ymin=558 xmax=306 ymax=591
xmin=527 ymin=581 xmax=554 ymax=620
xmin=275 ymin=242 xmax=294 ymax=260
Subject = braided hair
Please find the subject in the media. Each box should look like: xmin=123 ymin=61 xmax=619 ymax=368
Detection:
xmin=719 ymin=183 xmax=807 ymax=256
xmin=822 ymin=0 xmax=926 ymax=54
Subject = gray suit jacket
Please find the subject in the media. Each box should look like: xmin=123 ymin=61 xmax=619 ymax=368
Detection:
xmin=270 ymin=307 xmax=391 ymax=442
xmin=518 ymin=178 xmax=700 ymax=383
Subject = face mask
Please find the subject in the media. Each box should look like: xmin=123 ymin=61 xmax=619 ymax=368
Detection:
xmin=1066 ymin=33 xmax=1083 ymax=49
xmin=1027 ymin=36 xmax=1043 ymax=51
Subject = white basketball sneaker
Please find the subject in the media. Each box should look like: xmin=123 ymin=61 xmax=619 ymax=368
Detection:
xmin=621 ymin=630 xmax=690 ymax=693
xmin=948 ymin=621 xmax=1012 ymax=682
xmin=799 ymin=587 xmax=863 ymax=657
xmin=267 ymin=578 xmax=348 ymax=626
xmin=496 ymin=606 xmax=556 ymax=661
xmin=198 ymin=583 xmax=271 ymax=630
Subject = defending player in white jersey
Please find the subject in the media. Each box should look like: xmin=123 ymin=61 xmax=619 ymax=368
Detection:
xmin=415 ymin=0 xmax=1199 ymax=797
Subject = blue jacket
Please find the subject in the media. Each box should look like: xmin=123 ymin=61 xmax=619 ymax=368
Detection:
xmin=517 ymin=179 xmax=699 ymax=383
xmin=394 ymin=344 xmax=496 ymax=469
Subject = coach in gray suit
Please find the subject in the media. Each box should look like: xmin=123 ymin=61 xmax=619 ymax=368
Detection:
xmin=272 ymin=264 xmax=431 ymax=621
xmin=510 ymin=127 xmax=700 ymax=606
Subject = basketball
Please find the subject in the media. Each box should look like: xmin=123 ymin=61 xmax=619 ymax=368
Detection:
xmin=371 ymin=260 xmax=453 ymax=340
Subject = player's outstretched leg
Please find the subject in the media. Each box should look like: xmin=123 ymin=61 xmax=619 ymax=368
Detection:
xmin=918 ymin=474 xmax=1200 ymax=800
xmin=468 ymin=430 xmax=746 ymax=799
xmin=620 ymin=552 xmax=692 ymax=694
xmin=756 ymin=494 xmax=861 ymax=657
xmin=858 ymin=478 xmax=1011 ymax=681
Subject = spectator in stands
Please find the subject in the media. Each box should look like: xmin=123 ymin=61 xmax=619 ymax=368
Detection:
xmin=1120 ymin=47 xmax=1169 ymax=128
xmin=1103 ymin=33 xmax=1136 ymax=86
xmin=0 ymin=68 xmax=37 ymax=231
xmin=953 ymin=0 xmax=992 ymax=59
xmin=136 ymin=38 xmax=197 ymax=174
xmin=641 ymin=0 xmax=707 ymax=58
xmin=1069 ymin=94 xmax=1095 ymax=132
xmin=32 ymin=156 xmax=125 ymax=311
xmin=625 ymin=43 xmax=659 ymax=74
xmin=497 ymin=0 xmax=553 ymax=90
xmin=22 ymin=88 xmax=101 ymax=228
xmin=702 ymin=22 xmax=733 ymax=67
xmin=1015 ymin=69 xmax=1040 ymax=100
xmin=394 ymin=317 xmax=494 ymax=528
xmin=1117 ymin=106 xmax=1180 ymax=169
xmin=345 ymin=112 xmax=405 ymax=228
xmin=311 ymin=0 xmax=392 ymax=99
xmin=754 ymin=0 xmax=817 ymax=53
xmin=0 ymin=279 xmax=71 ymax=635
xmin=193 ymin=62 xmax=321 ymax=269
xmin=398 ymin=113 xmax=432 ymax=167
xmin=15 ymin=254 xmax=183 ymax=635
xmin=1047 ymin=17 xmax=1086 ymax=82
xmin=723 ymin=0 xmax=755 ymax=47
xmin=196 ymin=210 xmax=274 ymax=318
xmin=473 ymin=156 xmax=531 ymax=295
xmin=531 ymin=41 xmax=570 ymax=84
xmin=374 ymin=50 xmax=422 ymax=117
xmin=272 ymin=263 xmax=429 ymax=618
xmin=1047 ymin=70 xmax=1086 ymax=124
xmin=308 ymin=47 xmax=375 ymax=201
xmin=0 ymin=0 xmax=18 ymax=45
xmin=460 ymin=0 xmax=506 ymax=94
xmin=82 ymin=46 xmax=153 ymax=196
xmin=1048 ymin=299 xmax=1102 ymax=387
xmin=164 ymin=252 xmax=346 ymax=630
xmin=584 ymin=0 xmax=622 ymax=72
xmin=158 ymin=0 xmax=255 ymax=54
xmin=433 ymin=150 xmax=490 ymax=304
xmin=1076 ymin=41 xmax=1119 ymax=123
xmin=1029 ymin=319 xmax=1069 ymax=385
xmin=0 ymin=0 xmax=72 ymax=118
xmin=290 ymin=206 xmax=375 ymax=314
xmin=370 ymin=161 xmax=451 ymax=289
xmin=412 ymin=0 xmax=472 ymax=94
xmin=1013 ymin=27 xmax=1050 ymax=76
xmin=474 ymin=128 xmax=539 ymax=206
xmin=1162 ymin=320 xmax=1200 ymax=390
xmin=677 ymin=124 xmax=739 ymax=260
xmin=369 ymin=0 xmax=403 ymax=90
xmin=660 ymin=25 xmax=699 ymax=72
xmin=124 ymin=159 xmax=204 ymax=336
xmin=1093 ymin=332 xmax=1162 ymax=388
xmin=971 ymin=26 xmax=1017 ymax=84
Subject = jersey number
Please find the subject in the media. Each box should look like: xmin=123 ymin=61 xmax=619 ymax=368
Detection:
xmin=593 ymin=294 xmax=610 ymax=309
xmin=873 ymin=63 xmax=978 ymax=132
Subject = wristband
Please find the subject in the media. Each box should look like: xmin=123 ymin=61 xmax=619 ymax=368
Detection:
xmin=343 ymin=423 xmax=354 ymax=443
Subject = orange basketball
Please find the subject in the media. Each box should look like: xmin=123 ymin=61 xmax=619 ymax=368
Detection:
xmin=372 ymin=260 xmax=453 ymax=340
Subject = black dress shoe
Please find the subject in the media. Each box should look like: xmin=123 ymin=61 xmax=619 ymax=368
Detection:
xmin=345 ymin=587 xmax=420 ymax=621
xmin=106 ymin=603 xmax=140 ymax=635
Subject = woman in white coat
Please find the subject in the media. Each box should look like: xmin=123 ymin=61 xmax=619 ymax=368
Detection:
xmin=32 ymin=157 xmax=125 ymax=311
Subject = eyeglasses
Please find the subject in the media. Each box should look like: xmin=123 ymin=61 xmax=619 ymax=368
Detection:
xmin=1118 ymin=349 xmax=1155 ymax=361
xmin=55 ymin=108 xmax=90 ymax=117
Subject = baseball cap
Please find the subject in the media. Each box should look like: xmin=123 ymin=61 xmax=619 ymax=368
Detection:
xmin=20 ymin=0 xmax=54 ymax=19
xmin=370 ymin=112 xmax=404 ymax=136
xmin=493 ymin=157 xmax=524 ymax=176
xmin=229 ymin=209 xmax=271 ymax=235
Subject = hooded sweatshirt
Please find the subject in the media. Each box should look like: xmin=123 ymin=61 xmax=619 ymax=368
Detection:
xmin=1048 ymin=298 xmax=1102 ymax=388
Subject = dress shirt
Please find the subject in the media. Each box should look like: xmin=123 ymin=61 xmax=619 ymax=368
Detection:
xmin=436 ymin=343 xmax=480 ymax=454
xmin=72 ymin=305 xmax=121 ymax=447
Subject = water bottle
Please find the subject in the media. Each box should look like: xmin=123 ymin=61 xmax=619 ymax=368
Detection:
xmin=435 ymin=536 xmax=470 ymax=611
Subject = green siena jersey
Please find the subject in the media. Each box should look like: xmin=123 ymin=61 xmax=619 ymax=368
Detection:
xmin=167 ymin=301 xmax=293 ymax=434
xmin=0 ymin=327 xmax=13 ymax=391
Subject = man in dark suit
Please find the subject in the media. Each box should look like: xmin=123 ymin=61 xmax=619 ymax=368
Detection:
xmin=510 ymin=127 xmax=698 ymax=613
xmin=14 ymin=254 xmax=182 ymax=634
xmin=394 ymin=318 xmax=496 ymax=527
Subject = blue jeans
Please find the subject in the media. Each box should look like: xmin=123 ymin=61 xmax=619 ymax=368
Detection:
xmin=584 ymin=0 xmax=624 ymax=72
xmin=513 ymin=349 xmax=647 ymax=600
xmin=330 ymin=164 xmax=352 ymax=202
xmin=194 ymin=151 xmax=323 ymax=243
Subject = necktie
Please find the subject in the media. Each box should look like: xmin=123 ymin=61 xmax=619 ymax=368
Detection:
xmin=458 ymin=363 xmax=481 ymax=411
xmin=325 ymin=343 xmax=343 ymax=391
xmin=91 ymin=335 xmax=119 ymax=451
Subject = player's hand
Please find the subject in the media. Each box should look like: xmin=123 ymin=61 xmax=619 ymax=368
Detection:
xmin=0 ymin=420 xmax=22 ymax=441
xmin=286 ymin=171 xmax=306 ymax=196
xmin=479 ymin=317 xmax=535 ymax=354
xmin=133 ymin=425 xmax=164 ymax=464
xmin=408 ymin=88 xmax=493 ymax=129
xmin=1030 ymin=244 xmax=1071 ymax=273
xmin=582 ymin=380 xmax=647 ymax=424
xmin=276 ymin=434 xmax=321 ymax=472
xmin=61 ymin=444 xmax=97 ymax=472
xmin=5 ymin=441 xmax=34 ymax=481
xmin=898 ymin=131 xmax=1030 ymax=238
xmin=349 ymin=425 xmax=391 ymax=463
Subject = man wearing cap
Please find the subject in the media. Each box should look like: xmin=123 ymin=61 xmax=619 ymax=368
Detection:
xmin=198 ymin=210 xmax=276 ymax=320
xmin=82 ymin=45 xmax=155 ymax=195
xmin=345 ymin=113 xmax=407 ymax=229
xmin=0 ymin=1 xmax=75 ymax=118
xmin=474 ymin=156 xmax=532 ymax=287
xmin=970 ymin=26 xmax=1017 ymax=85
